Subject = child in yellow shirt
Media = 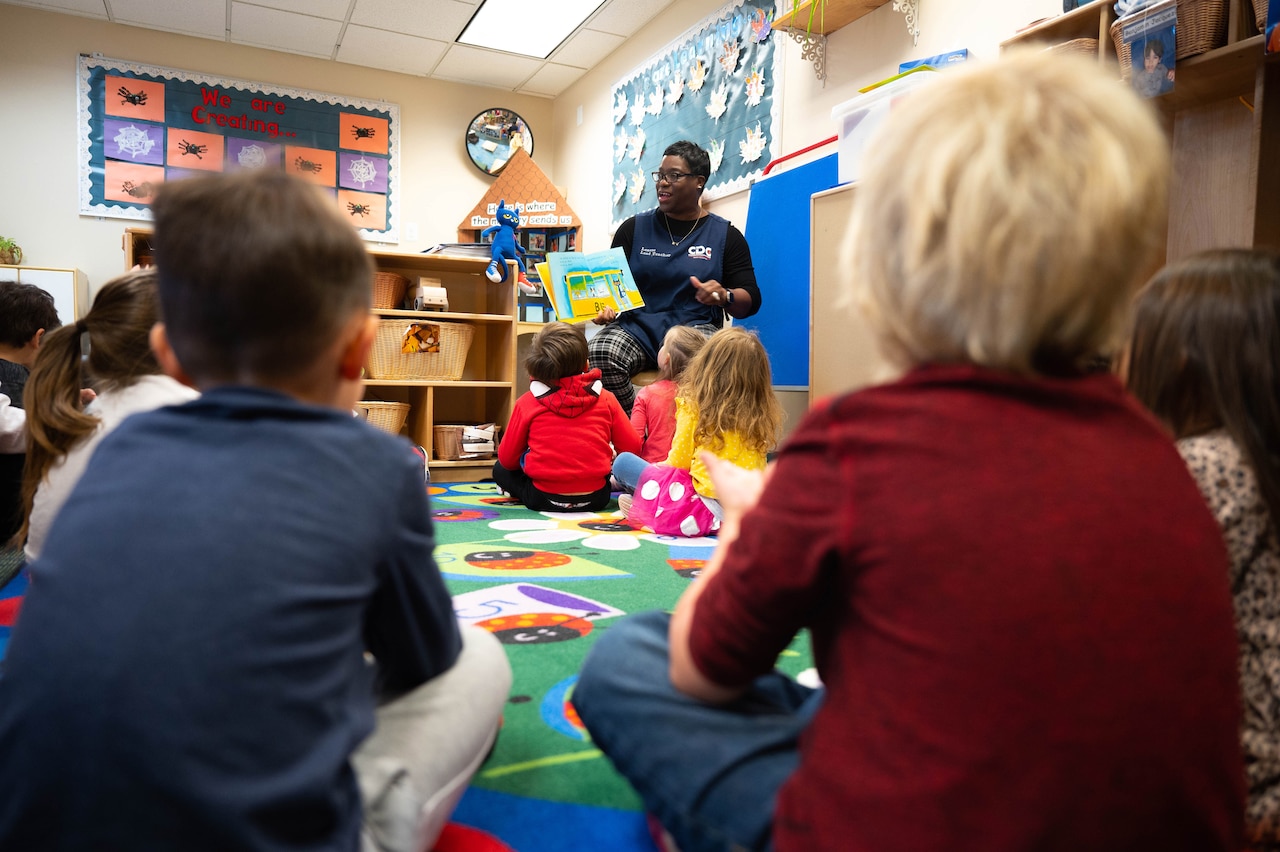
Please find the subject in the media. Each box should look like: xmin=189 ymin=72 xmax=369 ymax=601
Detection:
xmin=613 ymin=326 xmax=782 ymax=536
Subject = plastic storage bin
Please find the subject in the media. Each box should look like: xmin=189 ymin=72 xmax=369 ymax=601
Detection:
xmin=831 ymin=67 xmax=938 ymax=185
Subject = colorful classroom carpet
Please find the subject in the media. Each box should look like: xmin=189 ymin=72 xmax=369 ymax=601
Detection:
xmin=0 ymin=481 xmax=815 ymax=851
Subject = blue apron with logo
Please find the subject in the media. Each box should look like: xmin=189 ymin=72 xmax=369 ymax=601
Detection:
xmin=617 ymin=210 xmax=728 ymax=360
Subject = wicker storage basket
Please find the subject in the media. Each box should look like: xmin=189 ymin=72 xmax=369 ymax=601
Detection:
xmin=356 ymin=400 xmax=410 ymax=435
xmin=372 ymin=271 xmax=410 ymax=310
xmin=1111 ymin=0 xmax=1228 ymax=78
xmin=367 ymin=319 xmax=474 ymax=381
xmin=433 ymin=423 xmax=500 ymax=461
xmin=1047 ymin=37 xmax=1100 ymax=58
xmin=1254 ymin=0 xmax=1268 ymax=32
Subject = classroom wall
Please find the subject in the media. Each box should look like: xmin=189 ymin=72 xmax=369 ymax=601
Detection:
xmin=0 ymin=0 xmax=1060 ymax=421
xmin=0 ymin=3 xmax=555 ymax=290
xmin=548 ymin=0 xmax=1062 ymax=250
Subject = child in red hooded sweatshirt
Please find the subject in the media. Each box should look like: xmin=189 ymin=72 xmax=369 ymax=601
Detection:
xmin=493 ymin=322 xmax=641 ymax=512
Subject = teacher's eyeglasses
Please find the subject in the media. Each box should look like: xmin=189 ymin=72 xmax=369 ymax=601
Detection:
xmin=651 ymin=171 xmax=693 ymax=184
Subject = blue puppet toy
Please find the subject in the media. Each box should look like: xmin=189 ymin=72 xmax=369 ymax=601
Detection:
xmin=482 ymin=199 xmax=535 ymax=294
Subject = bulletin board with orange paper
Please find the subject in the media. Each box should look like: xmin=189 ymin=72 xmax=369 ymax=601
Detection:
xmin=77 ymin=55 xmax=400 ymax=242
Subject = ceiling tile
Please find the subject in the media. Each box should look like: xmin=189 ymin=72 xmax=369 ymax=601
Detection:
xmin=584 ymin=0 xmax=674 ymax=37
xmin=231 ymin=4 xmax=344 ymax=58
xmin=349 ymin=0 xmax=476 ymax=41
xmin=238 ymin=0 xmax=351 ymax=21
xmin=550 ymin=27 xmax=623 ymax=70
xmin=517 ymin=62 xmax=586 ymax=98
xmin=109 ymin=0 xmax=225 ymax=39
xmin=432 ymin=43 xmax=541 ymax=90
xmin=338 ymin=24 xmax=450 ymax=76
xmin=1 ymin=0 xmax=108 ymax=18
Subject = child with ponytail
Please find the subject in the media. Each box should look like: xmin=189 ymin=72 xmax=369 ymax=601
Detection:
xmin=17 ymin=269 xmax=198 ymax=561
xmin=613 ymin=325 xmax=782 ymax=537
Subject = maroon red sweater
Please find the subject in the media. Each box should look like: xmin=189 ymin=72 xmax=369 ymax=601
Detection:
xmin=498 ymin=369 xmax=641 ymax=495
xmin=692 ymin=364 xmax=1245 ymax=852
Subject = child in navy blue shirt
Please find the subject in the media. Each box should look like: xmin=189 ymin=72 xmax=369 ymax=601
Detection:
xmin=0 ymin=171 xmax=511 ymax=852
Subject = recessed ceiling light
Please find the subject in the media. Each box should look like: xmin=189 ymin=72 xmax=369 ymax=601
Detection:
xmin=457 ymin=0 xmax=606 ymax=59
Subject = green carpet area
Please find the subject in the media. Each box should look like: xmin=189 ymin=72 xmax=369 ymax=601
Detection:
xmin=430 ymin=482 xmax=814 ymax=812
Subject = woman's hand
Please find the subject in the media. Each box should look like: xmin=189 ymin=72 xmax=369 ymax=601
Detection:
xmin=593 ymin=306 xmax=618 ymax=325
xmin=690 ymin=276 xmax=731 ymax=307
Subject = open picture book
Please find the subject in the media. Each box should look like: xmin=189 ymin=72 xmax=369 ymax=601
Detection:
xmin=536 ymin=247 xmax=645 ymax=324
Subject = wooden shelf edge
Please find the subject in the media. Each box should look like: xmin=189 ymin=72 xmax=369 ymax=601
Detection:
xmin=429 ymin=458 xmax=497 ymax=467
xmin=1001 ymin=0 xmax=1109 ymax=48
xmin=363 ymin=379 xmax=513 ymax=388
xmin=1154 ymin=35 xmax=1265 ymax=110
xmin=374 ymin=309 xmax=514 ymax=323
xmin=774 ymin=0 xmax=890 ymax=36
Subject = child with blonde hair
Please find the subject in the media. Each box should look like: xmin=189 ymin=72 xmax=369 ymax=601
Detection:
xmin=577 ymin=50 xmax=1245 ymax=852
xmin=613 ymin=325 xmax=782 ymax=536
xmin=630 ymin=324 xmax=707 ymax=464
xmin=17 ymin=269 xmax=198 ymax=561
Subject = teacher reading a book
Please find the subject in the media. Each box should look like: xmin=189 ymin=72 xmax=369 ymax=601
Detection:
xmin=589 ymin=140 xmax=762 ymax=414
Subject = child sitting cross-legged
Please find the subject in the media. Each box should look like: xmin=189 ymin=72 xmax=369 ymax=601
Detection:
xmin=613 ymin=325 xmax=783 ymax=537
xmin=0 ymin=171 xmax=512 ymax=852
xmin=492 ymin=321 xmax=641 ymax=512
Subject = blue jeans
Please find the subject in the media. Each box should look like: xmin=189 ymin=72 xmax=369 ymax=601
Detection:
xmin=573 ymin=611 xmax=823 ymax=852
xmin=611 ymin=451 xmax=651 ymax=494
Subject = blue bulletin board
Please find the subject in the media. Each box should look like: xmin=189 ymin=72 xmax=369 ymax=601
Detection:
xmin=738 ymin=153 xmax=840 ymax=389
xmin=77 ymin=55 xmax=400 ymax=242
xmin=610 ymin=0 xmax=782 ymax=229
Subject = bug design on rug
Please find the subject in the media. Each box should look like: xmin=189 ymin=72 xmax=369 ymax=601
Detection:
xmin=117 ymin=86 xmax=147 ymax=106
xmin=121 ymin=180 xmax=154 ymax=199
xmin=177 ymin=140 xmax=207 ymax=159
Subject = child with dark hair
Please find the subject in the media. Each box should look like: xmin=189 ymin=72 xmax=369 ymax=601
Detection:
xmin=1124 ymin=248 xmax=1280 ymax=847
xmin=17 ymin=268 xmax=198 ymax=560
xmin=0 ymin=171 xmax=511 ymax=852
xmin=0 ymin=280 xmax=60 ymax=409
xmin=493 ymin=321 xmax=640 ymax=512
xmin=1132 ymin=39 xmax=1175 ymax=97
xmin=0 ymin=280 xmax=60 ymax=543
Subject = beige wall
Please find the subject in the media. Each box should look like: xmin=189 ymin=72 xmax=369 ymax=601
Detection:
xmin=0 ymin=0 xmax=1059 ymax=295
xmin=550 ymin=0 xmax=1061 ymax=249
xmin=0 ymin=4 xmax=554 ymax=290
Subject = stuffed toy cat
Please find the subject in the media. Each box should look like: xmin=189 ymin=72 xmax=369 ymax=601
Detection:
xmin=482 ymin=199 xmax=535 ymax=294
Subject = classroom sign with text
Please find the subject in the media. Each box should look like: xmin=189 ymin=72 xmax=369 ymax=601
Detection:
xmin=77 ymin=55 xmax=401 ymax=242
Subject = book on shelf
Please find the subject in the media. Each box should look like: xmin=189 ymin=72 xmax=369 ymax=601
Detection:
xmin=423 ymin=242 xmax=494 ymax=259
xmin=537 ymin=247 xmax=645 ymax=324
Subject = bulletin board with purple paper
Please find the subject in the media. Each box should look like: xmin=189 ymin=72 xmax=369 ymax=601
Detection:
xmin=77 ymin=55 xmax=401 ymax=242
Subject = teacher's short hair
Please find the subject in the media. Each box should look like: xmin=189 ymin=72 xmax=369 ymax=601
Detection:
xmin=664 ymin=141 xmax=710 ymax=179
xmin=845 ymin=49 xmax=1168 ymax=375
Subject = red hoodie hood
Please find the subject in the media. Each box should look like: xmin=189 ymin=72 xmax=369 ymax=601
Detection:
xmin=530 ymin=368 xmax=604 ymax=419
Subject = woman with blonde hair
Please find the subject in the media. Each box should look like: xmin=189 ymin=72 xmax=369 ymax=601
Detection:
xmin=17 ymin=269 xmax=198 ymax=561
xmin=575 ymin=49 xmax=1246 ymax=852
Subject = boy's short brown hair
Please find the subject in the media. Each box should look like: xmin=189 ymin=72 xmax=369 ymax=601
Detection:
xmin=525 ymin=322 xmax=587 ymax=386
xmin=0 ymin=282 xmax=60 ymax=348
xmin=150 ymin=171 xmax=373 ymax=385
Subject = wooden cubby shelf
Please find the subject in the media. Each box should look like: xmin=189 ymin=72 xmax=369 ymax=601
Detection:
xmin=124 ymin=230 xmax=518 ymax=482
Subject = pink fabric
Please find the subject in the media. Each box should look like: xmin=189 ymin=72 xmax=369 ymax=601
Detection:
xmin=629 ymin=464 xmax=719 ymax=538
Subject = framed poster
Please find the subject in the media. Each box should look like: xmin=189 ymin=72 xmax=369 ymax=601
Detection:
xmin=78 ymin=55 xmax=401 ymax=242
xmin=609 ymin=0 xmax=782 ymax=230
